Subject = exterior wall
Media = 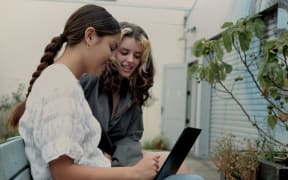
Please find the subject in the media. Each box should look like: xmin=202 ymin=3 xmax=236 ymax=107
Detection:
xmin=185 ymin=0 xmax=288 ymax=158
xmin=0 ymin=0 xmax=186 ymax=141
xmin=209 ymin=10 xmax=278 ymax=152
xmin=183 ymin=0 xmax=253 ymax=159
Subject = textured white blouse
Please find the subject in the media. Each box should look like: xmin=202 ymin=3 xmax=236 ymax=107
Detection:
xmin=19 ymin=64 xmax=110 ymax=180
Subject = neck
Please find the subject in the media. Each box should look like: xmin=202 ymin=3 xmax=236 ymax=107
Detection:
xmin=55 ymin=46 xmax=85 ymax=79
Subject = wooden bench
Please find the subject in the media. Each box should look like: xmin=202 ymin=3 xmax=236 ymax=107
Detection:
xmin=0 ymin=136 xmax=32 ymax=180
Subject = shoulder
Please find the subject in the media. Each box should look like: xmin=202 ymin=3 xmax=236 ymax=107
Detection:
xmin=31 ymin=64 xmax=81 ymax=99
xmin=79 ymin=73 xmax=99 ymax=97
xmin=80 ymin=74 xmax=98 ymax=87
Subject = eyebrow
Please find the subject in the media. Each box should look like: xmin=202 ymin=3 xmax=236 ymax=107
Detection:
xmin=119 ymin=48 xmax=142 ymax=54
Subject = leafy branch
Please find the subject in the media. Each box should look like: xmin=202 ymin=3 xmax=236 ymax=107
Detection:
xmin=190 ymin=14 xmax=288 ymax=146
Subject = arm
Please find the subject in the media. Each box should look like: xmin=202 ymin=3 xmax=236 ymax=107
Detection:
xmin=112 ymin=107 xmax=144 ymax=166
xmin=49 ymin=155 xmax=132 ymax=180
xmin=32 ymin=73 xmax=158 ymax=179
xmin=49 ymin=155 xmax=159 ymax=180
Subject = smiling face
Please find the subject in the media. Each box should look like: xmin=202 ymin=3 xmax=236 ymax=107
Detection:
xmin=114 ymin=37 xmax=143 ymax=79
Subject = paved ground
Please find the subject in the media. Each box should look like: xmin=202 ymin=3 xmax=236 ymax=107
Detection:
xmin=186 ymin=156 xmax=220 ymax=180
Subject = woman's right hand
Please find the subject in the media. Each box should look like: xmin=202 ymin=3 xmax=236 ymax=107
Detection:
xmin=131 ymin=155 xmax=160 ymax=180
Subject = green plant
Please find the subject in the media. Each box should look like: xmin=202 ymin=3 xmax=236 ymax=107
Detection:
xmin=213 ymin=134 xmax=258 ymax=180
xmin=142 ymin=134 xmax=169 ymax=150
xmin=0 ymin=83 xmax=25 ymax=111
xmin=190 ymin=13 xmax=288 ymax=147
xmin=0 ymin=83 xmax=25 ymax=143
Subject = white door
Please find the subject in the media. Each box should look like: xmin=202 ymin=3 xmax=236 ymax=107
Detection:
xmin=161 ymin=64 xmax=187 ymax=149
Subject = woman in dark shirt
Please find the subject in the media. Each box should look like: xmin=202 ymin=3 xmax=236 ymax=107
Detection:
xmin=80 ymin=22 xmax=202 ymax=179
xmin=80 ymin=22 xmax=153 ymax=167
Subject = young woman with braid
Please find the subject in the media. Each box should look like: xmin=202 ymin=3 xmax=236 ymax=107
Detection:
xmin=80 ymin=22 xmax=204 ymax=180
xmin=8 ymin=5 xmax=162 ymax=180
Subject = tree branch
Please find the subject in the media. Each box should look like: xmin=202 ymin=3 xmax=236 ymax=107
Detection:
xmin=232 ymin=40 xmax=288 ymax=115
xmin=218 ymin=80 xmax=287 ymax=147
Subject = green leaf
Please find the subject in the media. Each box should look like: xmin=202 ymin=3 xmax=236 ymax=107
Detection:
xmin=234 ymin=76 xmax=243 ymax=81
xmin=208 ymin=61 xmax=217 ymax=83
xmin=221 ymin=22 xmax=233 ymax=29
xmin=219 ymin=70 xmax=226 ymax=81
xmin=286 ymin=124 xmax=288 ymax=131
xmin=222 ymin=31 xmax=233 ymax=52
xmin=247 ymin=14 xmax=262 ymax=21
xmin=199 ymin=67 xmax=206 ymax=80
xmin=209 ymin=60 xmax=219 ymax=72
xmin=236 ymin=18 xmax=245 ymax=27
xmin=267 ymin=104 xmax=274 ymax=110
xmin=213 ymin=40 xmax=224 ymax=60
xmin=223 ymin=62 xmax=232 ymax=73
xmin=217 ymin=63 xmax=226 ymax=81
xmin=238 ymin=31 xmax=252 ymax=51
xmin=279 ymin=31 xmax=288 ymax=41
xmin=257 ymin=60 xmax=267 ymax=87
xmin=263 ymin=39 xmax=278 ymax=58
xmin=188 ymin=65 xmax=199 ymax=79
xmin=207 ymin=70 xmax=214 ymax=83
xmin=267 ymin=115 xmax=277 ymax=130
xmin=269 ymin=87 xmax=279 ymax=99
xmin=192 ymin=39 xmax=205 ymax=57
xmin=189 ymin=64 xmax=199 ymax=74
xmin=253 ymin=18 xmax=266 ymax=38
xmin=274 ymin=95 xmax=281 ymax=101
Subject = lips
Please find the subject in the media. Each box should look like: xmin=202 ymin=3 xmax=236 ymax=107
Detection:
xmin=121 ymin=64 xmax=134 ymax=73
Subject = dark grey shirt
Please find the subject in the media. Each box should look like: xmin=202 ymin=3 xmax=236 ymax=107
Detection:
xmin=80 ymin=74 xmax=143 ymax=167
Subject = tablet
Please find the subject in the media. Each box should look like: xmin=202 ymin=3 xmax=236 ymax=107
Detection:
xmin=154 ymin=127 xmax=201 ymax=180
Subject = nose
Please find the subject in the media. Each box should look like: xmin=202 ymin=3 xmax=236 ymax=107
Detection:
xmin=110 ymin=52 xmax=116 ymax=61
xmin=110 ymin=55 xmax=115 ymax=62
xmin=127 ymin=54 xmax=134 ymax=63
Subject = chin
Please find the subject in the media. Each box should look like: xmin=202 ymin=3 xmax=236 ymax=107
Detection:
xmin=95 ymin=69 xmax=104 ymax=76
xmin=87 ymin=68 xmax=102 ymax=76
xmin=120 ymin=73 xmax=130 ymax=79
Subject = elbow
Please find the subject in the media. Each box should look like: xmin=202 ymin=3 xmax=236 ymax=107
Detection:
xmin=49 ymin=155 xmax=74 ymax=180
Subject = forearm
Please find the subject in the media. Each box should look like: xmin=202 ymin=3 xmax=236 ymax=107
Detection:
xmin=55 ymin=165 xmax=134 ymax=180
xmin=49 ymin=156 xmax=137 ymax=180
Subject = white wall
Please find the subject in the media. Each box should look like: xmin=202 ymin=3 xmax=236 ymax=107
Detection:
xmin=182 ymin=0 xmax=253 ymax=158
xmin=185 ymin=0 xmax=251 ymax=62
xmin=0 ymin=0 xmax=186 ymax=141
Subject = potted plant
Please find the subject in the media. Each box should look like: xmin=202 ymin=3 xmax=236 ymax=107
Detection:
xmin=142 ymin=134 xmax=169 ymax=151
xmin=213 ymin=134 xmax=258 ymax=180
xmin=190 ymin=13 xmax=288 ymax=179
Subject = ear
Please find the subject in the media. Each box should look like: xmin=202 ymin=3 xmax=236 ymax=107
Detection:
xmin=84 ymin=27 xmax=100 ymax=47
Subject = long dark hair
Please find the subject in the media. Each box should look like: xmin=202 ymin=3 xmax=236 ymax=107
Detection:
xmin=100 ymin=22 xmax=155 ymax=107
xmin=9 ymin=4 xmax=120 ymax=127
